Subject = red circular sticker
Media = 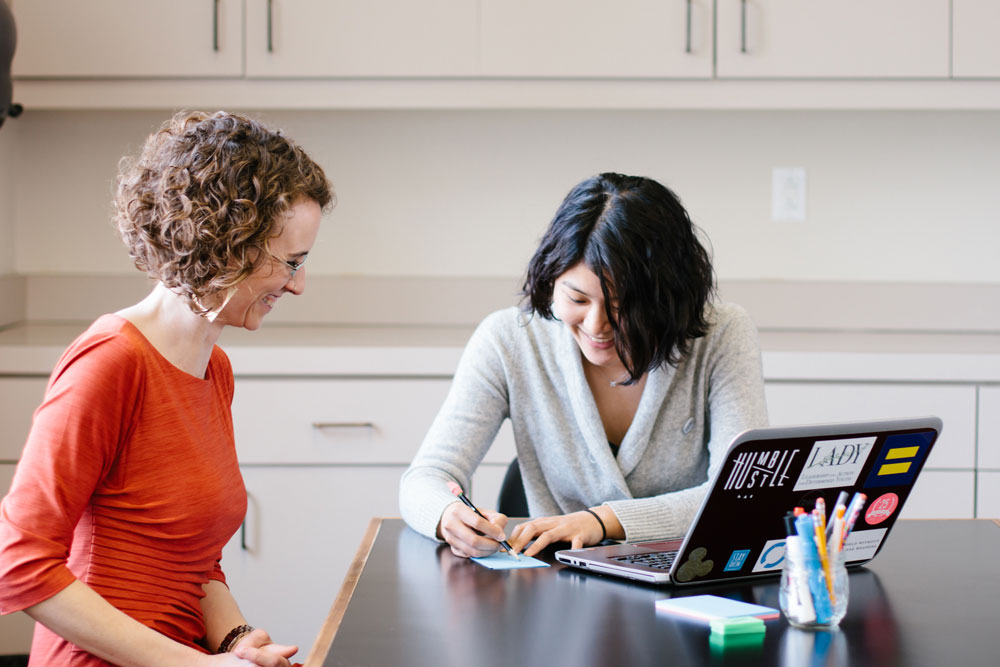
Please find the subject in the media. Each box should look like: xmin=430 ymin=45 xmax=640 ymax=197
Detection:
xmin=865 ymin=493 xmax=899 ymax=526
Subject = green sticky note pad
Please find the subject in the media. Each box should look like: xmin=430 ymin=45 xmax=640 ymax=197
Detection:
xmin=710 ymin=616 xmax=766 ymax=636
xmin=470 ymin=552 xmax=549 ymax=569
xmin=709 ymin=630 xmax=765 ymax=652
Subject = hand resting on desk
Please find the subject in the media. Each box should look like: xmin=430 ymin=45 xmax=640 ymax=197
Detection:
xmin=510 ymin=508 xmax=624 ymax=558
xmin=438 ymin=502 xmax=511 ymax=558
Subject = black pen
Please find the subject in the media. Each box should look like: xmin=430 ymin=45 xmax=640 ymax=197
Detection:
xmin=447 ymin=481 xmax=520 ymax=559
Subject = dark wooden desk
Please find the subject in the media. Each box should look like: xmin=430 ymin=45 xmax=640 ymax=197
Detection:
xmin=306 ymin=518 xmax=1000 ymax=667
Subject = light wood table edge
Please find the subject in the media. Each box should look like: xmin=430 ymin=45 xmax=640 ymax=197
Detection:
xmin=994 ymin=519 xmax=1000 ymax=530
xmin=304 ymin=517 xmax=383 ymax=667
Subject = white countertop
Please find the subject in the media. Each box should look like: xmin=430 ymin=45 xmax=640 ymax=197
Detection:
xmin=2 ymin=322 xmax=1000 ymax=382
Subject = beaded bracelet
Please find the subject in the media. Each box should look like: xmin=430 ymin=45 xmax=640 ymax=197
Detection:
xmin=217 ymin=624 xmax=254 ymax=654
xmin=584 ymin=508 xmax=607 ymax=542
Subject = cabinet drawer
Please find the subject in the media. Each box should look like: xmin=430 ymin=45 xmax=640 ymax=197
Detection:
xmin=977 ymin=472 xmax=1000 ymax=519
xmin=900 ymin=470 xmax=974 ymax=519
xmin=0 ymin=378 xmax=49 ymax=461
xmin=977 ymin=387 xmax=1000 ymax=469
xmin=765 ymin=382 xmax=975 ymax=469
xmin=232 ymin=378 xmax=515 ymax=465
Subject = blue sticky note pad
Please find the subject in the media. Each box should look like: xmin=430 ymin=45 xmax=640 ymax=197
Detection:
xmin=655 ymin=595 xmax=779 ymax=621
xmin=470 ymin=553 xmax=549 ymax=569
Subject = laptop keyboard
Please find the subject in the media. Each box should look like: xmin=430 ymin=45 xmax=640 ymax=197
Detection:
xmin=611 ymin=550 xmax=678 ymax=570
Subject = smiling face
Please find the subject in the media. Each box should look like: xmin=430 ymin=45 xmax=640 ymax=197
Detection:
xmin=215 ymin=198 xmax=323 ymax=331
xmin=551 ymin=262 xmax=626 ymax=373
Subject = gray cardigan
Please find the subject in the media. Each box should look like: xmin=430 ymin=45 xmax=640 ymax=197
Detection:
xmin=399 ymin=302 xmax=768 ymax=543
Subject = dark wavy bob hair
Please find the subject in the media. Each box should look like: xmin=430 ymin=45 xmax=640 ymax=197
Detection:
xmin=522 ymin=173 xmax=715 ymax=384
xmin=114 ymin=110 xmax=333 ymax=314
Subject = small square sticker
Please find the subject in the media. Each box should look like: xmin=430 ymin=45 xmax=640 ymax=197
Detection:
xmin=724 ymin=549 xmax=751 ymax=572
xmin=752 ymin=539 xmax=787 ymax=573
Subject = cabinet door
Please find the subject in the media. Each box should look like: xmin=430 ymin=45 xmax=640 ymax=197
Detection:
xmin=480 ymin=0 xmax=712 ymax=78
xmin=716 ymin=0 xmax=949 ymax=78
xmin=11 ymin=0 xmax=243 ymax=77
xmin=245 ymin=0 xmax=477 ymax=77
xmin=220 ymin=466 xmax=405 ymax=657
xmin=0 ymin=464 xmax=36 ymax=654
xmin=953 ymin=1 xmax=1000 ymax=77
xmin=764 ymin=382 xmax=976 ymax=470
xmin=0 ymin=377 xmax=48 ymax=461
xmin=978 ymin=386 xmax=1000 ymax=469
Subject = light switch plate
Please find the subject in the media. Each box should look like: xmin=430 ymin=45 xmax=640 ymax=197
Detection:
xmin=772 ymin=167 xmax=807 ymax=222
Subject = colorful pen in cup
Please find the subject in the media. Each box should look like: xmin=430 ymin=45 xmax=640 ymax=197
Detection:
xmin=447 ymin=481 xmax=520 ymax=559
xmin=842 ymin=492 xmax=867 ymax=543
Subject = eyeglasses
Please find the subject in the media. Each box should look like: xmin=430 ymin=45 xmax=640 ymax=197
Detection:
xmin=267 ymin=251 xmax=306 ymax=280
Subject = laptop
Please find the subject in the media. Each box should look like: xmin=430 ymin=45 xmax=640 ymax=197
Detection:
xmin=555 ymin=416 xmax=942 ymax=585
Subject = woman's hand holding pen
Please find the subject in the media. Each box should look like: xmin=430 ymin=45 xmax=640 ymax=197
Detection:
xmin=509 ymin=507 xmax=623 ymax=558
xmin=438 ymin=502 xmax=511 ymax=559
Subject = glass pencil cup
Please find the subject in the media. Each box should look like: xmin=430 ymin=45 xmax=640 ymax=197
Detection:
xmin=779 ymin=540 xmax=848 ymax=629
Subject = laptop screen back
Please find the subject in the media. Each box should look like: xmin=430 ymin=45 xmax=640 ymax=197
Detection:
xmin=671 ymin=418 xmax=940 ymax=585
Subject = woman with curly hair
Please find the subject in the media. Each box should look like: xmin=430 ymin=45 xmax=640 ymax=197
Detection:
xmin=400 ymin=173 xmax=767 ymax=559
xmin=0 ymin=111 xmax=333 ymax=666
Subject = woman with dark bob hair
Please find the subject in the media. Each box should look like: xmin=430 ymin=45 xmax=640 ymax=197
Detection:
xmin=0 ymin=111 xmax=333 ymax=665
xmin=400 ymin=173 xmax=767 ymax=558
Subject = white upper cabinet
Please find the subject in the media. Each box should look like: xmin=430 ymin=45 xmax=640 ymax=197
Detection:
xmin=11 ymin=0 xmax=244 ymax=77
xmin=952 ymin=0 xmax=1000 ymax=78
xmin=245 ymin=0 xmax=478 ymax=77
xmin=479 ymin=0 xmax=713 ymax=78
xmin=9 ymin=0 xmax=1000 ymax=108
xmin=716 ymin=0 xmax=950 ymax=78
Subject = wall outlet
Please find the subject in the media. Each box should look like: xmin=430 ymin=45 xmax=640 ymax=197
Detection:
xmin=772 ymin=167 xmax=807 ymax=222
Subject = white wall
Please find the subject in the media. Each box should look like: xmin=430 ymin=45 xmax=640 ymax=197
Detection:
xmin=10 ymin=109 xmax=1000 ymax=283
xmin=0 ymin=121 xmax=15 ymax=274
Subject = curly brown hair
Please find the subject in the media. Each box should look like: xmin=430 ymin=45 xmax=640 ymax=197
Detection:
xmin=114 ymin=110 xmax=334 ymax=313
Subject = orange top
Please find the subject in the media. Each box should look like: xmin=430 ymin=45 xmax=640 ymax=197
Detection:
xmin=0 ymin=315 xmax=247 ymax=664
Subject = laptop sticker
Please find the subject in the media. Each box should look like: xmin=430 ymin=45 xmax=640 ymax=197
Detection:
xmin=862 ymin=431 xmax=933 ymax=488
xmin=751 ymin=539 xmax=787 ymax=573
xmin=864 ymin=493 xmax=899 ymax=525
xmin=723 ymin=549 xmax=752 ymax=572
xmin=723 ymin=447 xmax=801 ymax=498
xmin=840 ymin=528 xmax=887 ymax=561
xmin=793 ymin=437 xmax=877 ymax=491
xmin=675 ymin=547 xmax=714 ymax=582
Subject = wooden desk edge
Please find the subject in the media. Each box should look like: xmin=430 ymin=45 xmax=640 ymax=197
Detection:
xmin=303 ymin=517 xmax=383 ymax=667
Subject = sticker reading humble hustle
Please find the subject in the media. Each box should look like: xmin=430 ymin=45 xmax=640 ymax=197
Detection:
xmin=723 ymin=448 xmax=800 ymax=497
xmin=793 ymin=437 xmax=877 ymax=492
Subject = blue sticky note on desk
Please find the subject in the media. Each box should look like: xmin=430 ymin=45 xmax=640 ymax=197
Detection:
xmin=471 ymin=552 xmax=549 ymax=569
xmin=655 ymin=595 xmax=779 ymax=621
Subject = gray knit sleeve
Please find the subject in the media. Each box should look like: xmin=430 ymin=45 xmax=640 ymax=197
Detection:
xmin=399 ymin=310 xmax=513 ymax=540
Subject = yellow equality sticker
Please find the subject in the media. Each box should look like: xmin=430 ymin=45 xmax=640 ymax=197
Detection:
xmin=877 ymin=462 xmax=912 ymax=475
xmin=884 ymin=446 xmax=920 ymax=460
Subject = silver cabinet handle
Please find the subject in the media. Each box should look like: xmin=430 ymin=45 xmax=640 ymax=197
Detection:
xmin=685 ymin=0 xmax=692 ymax=54
xmin=311 ymin=421 xmax=376 ymax=430
xmin=741 ymin=0 xmax=748 ymax=54
xmin=240 ymin=518 xmax=247 ymax=550
xmin=212 ymin=0 xmax=220 ymax=52
xmin=267 ymin=0 xmax=274 ymax=53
